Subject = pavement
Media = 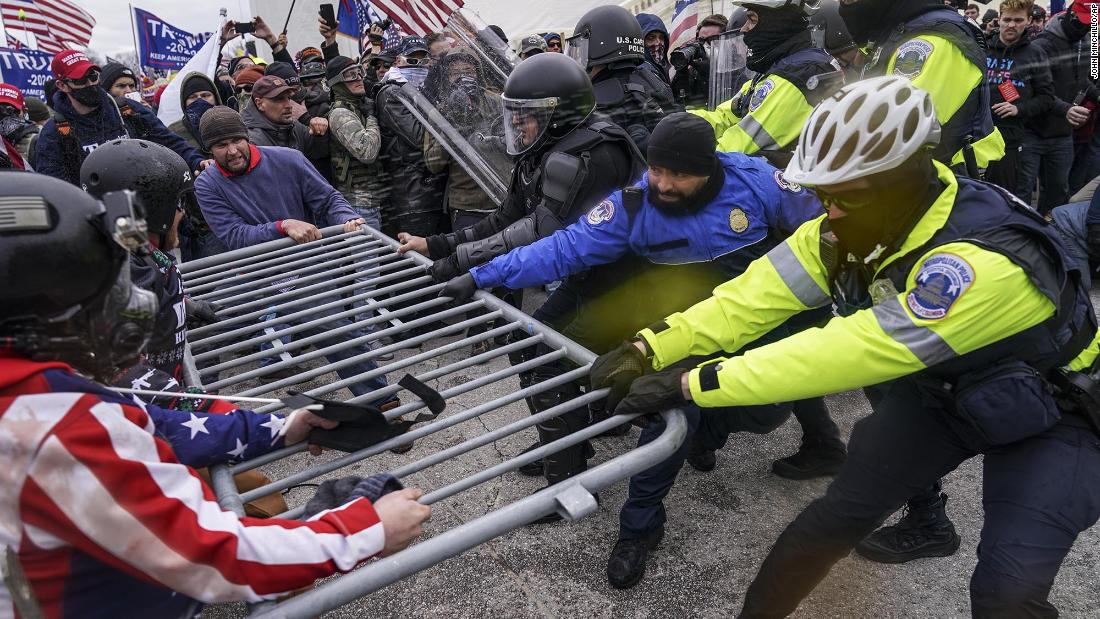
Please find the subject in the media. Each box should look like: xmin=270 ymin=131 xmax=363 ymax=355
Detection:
xmin=202 ymin=290 xmax=1100 ymax=619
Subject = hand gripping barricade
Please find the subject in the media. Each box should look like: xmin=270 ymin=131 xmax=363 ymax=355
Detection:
xmin=174 ymin=224 xmax=687 ymax=617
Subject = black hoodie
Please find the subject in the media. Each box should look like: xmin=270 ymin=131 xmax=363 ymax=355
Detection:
xmin=985 ymin=31 xmax=1055 ymax=145
xmin=1031 ymin=12 xmax=1100 ymax=138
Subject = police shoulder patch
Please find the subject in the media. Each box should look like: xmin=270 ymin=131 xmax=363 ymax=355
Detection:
xmin=906 ymin=252 xmax=975 ymax=320
xmin=748 ymin=79 xmax=774 ymax=113
xmin=587 ymin=199 xmax=615 ymax=226
xmin=774 ymin=170 xmax=802 ymax=193
xmin=729 ymin=208 xmax=749 ymax=233
xmin=893 ymin=39 xmax=934 ymax=79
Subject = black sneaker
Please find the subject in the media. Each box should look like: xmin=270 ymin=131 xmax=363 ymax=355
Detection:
xmin=517 ymin=441 xmax=544 ymax=477
xmin=855 ymin=495 xmax=961 ymax=564
xmin=771 ymin=442 xmax=847 ymax=480
xmin=607 ymin=528 xmax=664 ymax=589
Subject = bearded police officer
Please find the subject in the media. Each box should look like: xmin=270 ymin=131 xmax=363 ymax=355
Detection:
xmin=591 ymin=77 xmax=1100 ymax=617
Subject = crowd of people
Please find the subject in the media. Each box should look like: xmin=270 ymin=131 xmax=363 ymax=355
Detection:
xmin=2 ymin=0 xmax=1100 ymax=617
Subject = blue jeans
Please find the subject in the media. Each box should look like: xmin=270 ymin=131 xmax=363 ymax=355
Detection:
xmin=1019 ymin=134 xmax=1074 ymax=214
xmin=180 ymin=229 xmax=228 ymax=262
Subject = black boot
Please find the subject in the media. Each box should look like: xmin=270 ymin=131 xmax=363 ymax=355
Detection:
xmin=855 ymin=492 xmax=960 ymax=564
xmin=607 ymin=528 xmax=664 ymax=589
xmin=516 ymin=440 xmax=594 ymax=477
xmin=591 ymin=399 xmax=630 ymax=437
xmin=771 ymin=440 xmax=847 ymax=480
xmin=686 ymin=432 xmax=716 ymax=472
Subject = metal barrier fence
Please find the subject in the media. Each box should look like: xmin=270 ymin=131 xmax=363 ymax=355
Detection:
xmin=177 ymin=224 xmax=687 ymax=618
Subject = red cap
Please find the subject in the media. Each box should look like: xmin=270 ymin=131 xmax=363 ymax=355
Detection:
xmin=1072 ymin=0 xmax=1098 ymax=24
xmin=50 ymin=49 xmax=99 ymax=80
xmin=0 ymin=83 xmax=25 ymax=110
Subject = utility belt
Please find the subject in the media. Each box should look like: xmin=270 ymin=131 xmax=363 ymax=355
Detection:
xmin=1048 ymin=369 xmax=1100 ymax=436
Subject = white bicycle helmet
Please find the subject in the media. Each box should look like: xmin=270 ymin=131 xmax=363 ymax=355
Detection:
xmin=784 ymin=75 xmax=942 ymax=186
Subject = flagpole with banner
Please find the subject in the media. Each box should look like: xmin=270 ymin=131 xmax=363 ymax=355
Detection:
xmin=128 ymin=4 xmax=145 ymax=77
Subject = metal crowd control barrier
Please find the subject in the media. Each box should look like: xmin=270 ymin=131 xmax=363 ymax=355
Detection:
xmin=177 ymin=224 xmax=687 ymax=618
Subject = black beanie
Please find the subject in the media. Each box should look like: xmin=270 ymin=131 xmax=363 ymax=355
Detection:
xmin=265 ymin=61 xmax=301 ymax=87
xmin=647 ymin=112 xmax=718 ymax=176
xmin=180 ymin=74 xmax=213 ymax=104
xmin=326 ymin=56 xmax=356 ymax=86
xmin=100 ymin=62 xmax=136 ymax=91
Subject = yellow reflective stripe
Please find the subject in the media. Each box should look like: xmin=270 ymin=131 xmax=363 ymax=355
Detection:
xmin=871 ymin=297 xmax=957 ymax=367
xmin=768 ymin=241 xmax=832 ymax=308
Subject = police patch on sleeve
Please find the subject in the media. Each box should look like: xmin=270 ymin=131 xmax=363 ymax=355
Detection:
xmin=906 ymin=253 xmax=974 ymax=320
xmin=892 ymin=39 xmax=934 ymax=79
xmin=586 ymin=199 xmax=615 ymax=226
xmin=774 ymin=170 xmax=802 ymax=193
xmin=748 ymin=79 xmax=774 ymax=113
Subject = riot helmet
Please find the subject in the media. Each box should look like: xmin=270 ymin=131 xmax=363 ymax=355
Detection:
xmin=810 ymin=0 xmax=857 ymax=56
xmin=80 ymin=139 xmax=194 ymax=240
xmin=566 ymin=5 xmax=645 ymax=70
xmin=501 ymin=52 xmax=595 ymax=156
xmin=0 ymin=172 xmax=157 ymax=379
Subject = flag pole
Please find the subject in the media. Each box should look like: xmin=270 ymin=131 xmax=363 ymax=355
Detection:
xmin=281 ymin=0 xmax=297 ymax=35
xmin=16 ymin=11 xmax=33 ymax=49
xmin=129 ymin=4 xmax=145 ymax=77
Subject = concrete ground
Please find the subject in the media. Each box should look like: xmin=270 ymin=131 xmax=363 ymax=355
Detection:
xmin=203 ymin=290 xmax=1100 ymax=619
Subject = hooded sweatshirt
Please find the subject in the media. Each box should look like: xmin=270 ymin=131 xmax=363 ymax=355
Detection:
xmin=636 ymin=13 xmax=671 ymax=84
xmin=241 ymin=99 xmax=329 ymax=172
xmin=1031 ymin=12 xmax=1100 ymax=138
xmin=985 ymin=31 xmax=1056 ymax=145
xmin=167 ymin=71 xmax=223 ymax=154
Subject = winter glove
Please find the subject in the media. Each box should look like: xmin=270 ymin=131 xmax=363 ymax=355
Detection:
xmin=358 ymin=97 xmax=376 ymax=118
xmin=429 ymin=254 xmax=462 ymax=283
xmin=438 ymin=273 xmax=478 ymax=302
xmin=299 ymin=474 xmax=404 ymax=519
xmin=185 ymin=298 xmax=220 ymax=328
xmin=612 ymin=369 xmax=688 ymax=419
xmin=590 ymin=340 xmax=649 ymax=412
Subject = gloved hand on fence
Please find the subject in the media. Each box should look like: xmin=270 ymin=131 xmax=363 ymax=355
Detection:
xmin=590 ymin=340 xmax=649 ymax=412
xmin=185 ymin=298 xmax=220 ymax=328
xmin=299 ymin=473 xmax=405 ymax=520
xmin=612 ymin=368 xmax=688 ymax=419
xmin=438 ymin=273 xmax=478 ymax=302
xmin=429 ymin=254 xmax=461 ymax=283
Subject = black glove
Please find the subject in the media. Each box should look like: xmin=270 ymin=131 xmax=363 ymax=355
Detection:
xmin=358 ymin=97 xmax=375 ymax=118
xmin=429 ymin=254 xmax=462 ymax=283
xmin=439 ymin=272 xmax=478 ymax=302
xmin=613 ymin=369 xmax=688 ymax=418
xmin=185 ymin=298 xmax=219 ymax=328
xmin=590 ymin=340 xmax=648 ymax=412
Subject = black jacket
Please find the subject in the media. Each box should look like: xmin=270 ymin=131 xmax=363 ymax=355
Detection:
xmin=1030 ymin=13 xmax=1100 ymax=138
xmin=985 ymin=33 xmax=1056 ymax=144
xmin=374 ymin=79 xmax=445 ymax=220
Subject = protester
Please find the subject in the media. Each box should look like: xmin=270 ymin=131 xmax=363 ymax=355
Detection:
xmin=242 ymin=74 xmax=330 ymax=175
xmin=232 ymin=64 xmax=265 ymax=110
xmin=636 ymin=13 xmax=671 ymax=83
xmin=100 ymin=62 xmax=139 ymax=98
xmin=543 ymin=32 xmax=563 ymax=52
xmin=326 ymin=56 xmax=387 ymax=230
xmin=518 ymin=34 xmax=547 ymax=60
xmin=167 ymin=71 xmax=223 ymax=153
xmin=0 ymin=83 xmax=40 ymax=165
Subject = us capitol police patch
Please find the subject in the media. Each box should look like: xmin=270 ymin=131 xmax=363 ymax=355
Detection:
xmin=729 ymin=208 xmax=749 ymax=233
xmin=906 ymin=252 xmax=974 ymax=320
xmin=587 ymin=199 xmax=615 ymax=225
xmin=749 ymin=79 xmax=775 ymax=113
xmin=893 ymin=39 xmax=934 ymax=79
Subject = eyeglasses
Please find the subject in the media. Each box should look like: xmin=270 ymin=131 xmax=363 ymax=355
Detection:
xmin=66 ymin=69 xmax=100 ymax=87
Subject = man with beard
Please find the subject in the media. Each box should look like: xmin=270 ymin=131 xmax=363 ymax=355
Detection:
xmin=692 ymin=0 xmax=843 ymax=161
xmin=439 ymin=114 xmax=829 ymax=588
xmin=593 ymin=76 xmax=1100 ymax=617
xmin=836 ymin=0 xmax=1009 ymax=565
xmin=36 ymin=50 xmax=206 ymax=185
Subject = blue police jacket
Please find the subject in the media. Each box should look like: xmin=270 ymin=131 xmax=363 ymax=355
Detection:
xmin=470 ymin=151 xmax=825 ymax=291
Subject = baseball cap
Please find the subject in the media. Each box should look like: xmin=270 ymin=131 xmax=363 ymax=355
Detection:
xmin=519 ymin=35 xmax=547 ymax=56
xmin=51 ymin=49 xmax=100 ymax=80
xmin=265 ymin=62 xmax=301 ymax=88
xmin=252 ymin=75 xmax=298 ymax=100
xmin=0 ymin=83 xmax=25 ymax=110
xmin=1072 ymin=1 xmax=1096 ymax=25
xmin=400 ymin=36 xmax=429 ymax=56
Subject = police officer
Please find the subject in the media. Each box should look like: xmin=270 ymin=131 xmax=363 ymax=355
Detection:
xmin=838 ymin=0 xmax=1009 ymax=564
xmin=566 ymin=5 xmax=681 ymax=151
xmin=839 ymin=0 xmax=1005 ymax=173
xmin=440 ymin=113 xmax=830 ymax=586
xmin=693 ymin=0 xmax=843 ymax=161
xmin=79 ymin=139 xmax=219 ymax=383
xmin=592 ymin=77 xmax=1100 ymax=617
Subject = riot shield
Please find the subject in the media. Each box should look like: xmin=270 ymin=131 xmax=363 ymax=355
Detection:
xmin=393 ymin=46 xmax=514 ymax=206
xmin=445 ymin=8 xmax=518 ymax=88
xmin=708 ymin=30 xmax=749 ymax=111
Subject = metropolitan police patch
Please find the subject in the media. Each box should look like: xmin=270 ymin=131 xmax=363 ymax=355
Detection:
xmin=893 ymin=39 xmax=934 ymax=79
xmin=906 ymin=253 xmax=974 ymax=320
xmin=587 ymin=199 xmax=615 ymax=226
xmin=749 ymin=79 xmax=774 ymax=112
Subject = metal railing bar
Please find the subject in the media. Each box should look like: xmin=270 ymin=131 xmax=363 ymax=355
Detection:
xmin=197 ymin=253 xmax=407 ymax=306
xmin=180 ymin=228 xmax=363 ymax=277
xmin=185 ymin=238 xmax=381 ymax=292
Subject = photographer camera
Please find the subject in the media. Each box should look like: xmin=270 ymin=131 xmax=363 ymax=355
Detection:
xmin=669 ymin=14 xmax=728 ymax=109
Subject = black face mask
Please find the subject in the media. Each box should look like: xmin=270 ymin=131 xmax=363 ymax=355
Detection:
xmin=70 ymin=86 xmax=101 ymax=108
xmin=743 ymin=6 xmax=809 ymax=72
xmin=1063 ymin=12 xmax=1091 ymax=41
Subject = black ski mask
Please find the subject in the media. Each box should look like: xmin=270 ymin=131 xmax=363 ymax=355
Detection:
xmin=70 ymin=85 xmax=102 ymax=108
xmin=744 ymin=5 xmax=810 ymax=72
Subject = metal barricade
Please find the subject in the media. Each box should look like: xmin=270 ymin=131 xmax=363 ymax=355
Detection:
xmin=177 ymin=225 xmax=687 ymax=618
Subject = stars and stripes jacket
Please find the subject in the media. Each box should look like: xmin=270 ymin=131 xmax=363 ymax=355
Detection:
xmin=0 ymin=354 xmax=386 ymax=619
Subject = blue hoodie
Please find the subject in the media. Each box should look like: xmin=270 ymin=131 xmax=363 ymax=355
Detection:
xmin=36 ymin=88 xmax=203 ymax=185
xmin=636 ymin=13 xmax=671 ymax=82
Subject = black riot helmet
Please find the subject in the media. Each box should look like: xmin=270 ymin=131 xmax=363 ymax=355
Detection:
xmin=810 ymin=0 xmax=856 ymax=56
xmin=501 ymin=52 xmax=596 ymax=156
xmin=80 ymin=139 xmax=194 ymax=239
xmin=0 ymin=172 xmax=157 ymax=379
xmin=567 ymin=5 xmax=645 ymax=70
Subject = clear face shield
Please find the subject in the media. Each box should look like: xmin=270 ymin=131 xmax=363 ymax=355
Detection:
xmin=708 ymin=30 xmax=750 ymax=110
xmin=502 ymin=96 xmax=558 ymax=156
xmin=565 ymin=31 xmax=589 ymax=69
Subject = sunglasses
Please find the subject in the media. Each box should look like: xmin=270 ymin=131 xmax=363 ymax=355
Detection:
xmin=547 ymin=41 xmax=562 ymax=49
xmin=66 ymin=69 xmax=100 ymax=87
xmin=404 ymin=56 xmax=427 ymax=66
xmin=236 ymin=84 xmax=254 ymax=94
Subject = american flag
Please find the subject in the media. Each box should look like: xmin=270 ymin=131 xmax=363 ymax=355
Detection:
xmin=668 ymin=0 xmax=700 ymax=52
xmin=371 ymin=0 xmax=464 ymax=37
xmin=0 ymin=0 xmax=95 ymax=54
xmin=5 ymin=32 xmax=23 ymax=48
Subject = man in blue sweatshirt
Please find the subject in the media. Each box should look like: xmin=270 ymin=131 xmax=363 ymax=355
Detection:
xmin=35 ymin=49 xmax=206 ymax=185
xmin=192 ymin=106 xmax=399 ymax=411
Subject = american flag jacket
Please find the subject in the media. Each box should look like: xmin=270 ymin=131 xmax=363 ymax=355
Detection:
xmin=0 ymin=354 xmax=386 ymax=619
